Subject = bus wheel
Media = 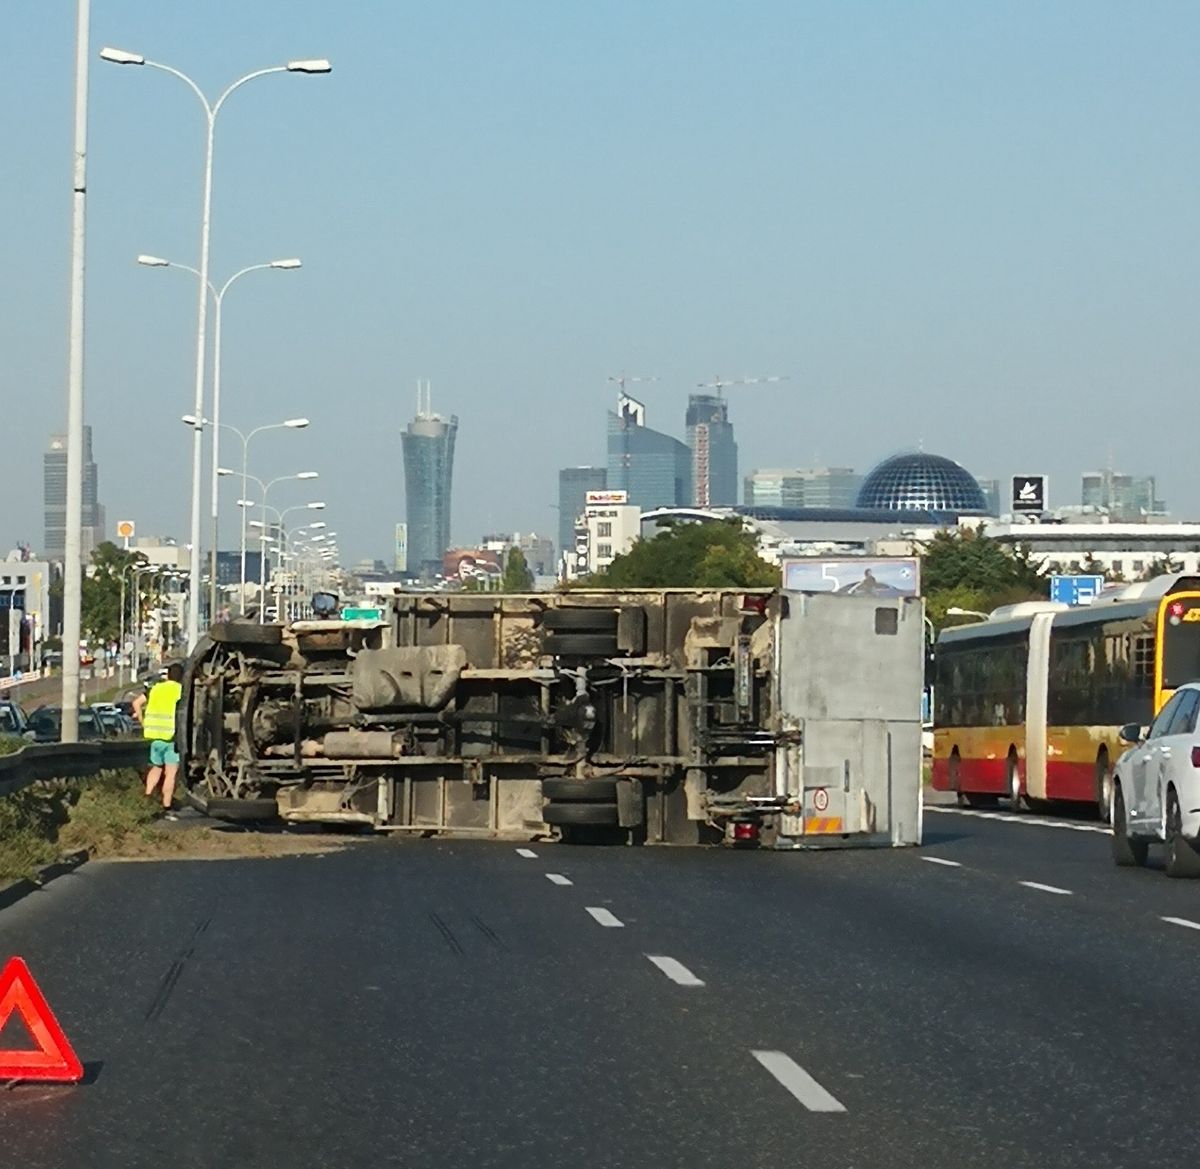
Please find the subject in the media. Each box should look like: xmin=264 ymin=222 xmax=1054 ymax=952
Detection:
xmin=1111 ymin=783 xmax=1149 ymax=868
xmin=1164 ymin=789 xmax=1200 ymax=878
xmin=963 ymin=793 xmax=998 ymax=809
xmin=1007 ymin=754 xmax=1023 ymax=812
xmin=1095 ymin=751 xmax=1113 ymax=824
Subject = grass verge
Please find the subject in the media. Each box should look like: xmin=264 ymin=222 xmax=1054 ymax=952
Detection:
xmin=0 ymin=769 xmax=163 ymax=883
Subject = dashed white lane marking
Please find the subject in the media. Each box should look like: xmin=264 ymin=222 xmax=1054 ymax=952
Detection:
xmin=585 ymin=907 xmax=624 ymax=928
xmin=926 ymin=806 xmax=1108 ymax=834
xmin=515 ymin=848 xmax=538 ymax=858
xmin=1019 ymin=880 xmax=1073 ymax=896
xmin=920 ymin=856 xmax=962 ymax=868
xmin=752 ymin=1050 xmax=847 ymax=1113
xmin=1162 ymin=916 xmax=1200 ymax=931
xmin=646 ymin=955 xmax=705 ymax=987
xmin=546 ymin=873 xmax=572 ymax=886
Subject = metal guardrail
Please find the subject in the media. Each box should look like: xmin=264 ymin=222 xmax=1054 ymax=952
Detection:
xmin=0 ymin=740 xmax=148 ymax=799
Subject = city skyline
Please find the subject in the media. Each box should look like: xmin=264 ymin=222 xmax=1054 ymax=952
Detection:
xmin=7 ymin=4 xmax=1200 ymax=563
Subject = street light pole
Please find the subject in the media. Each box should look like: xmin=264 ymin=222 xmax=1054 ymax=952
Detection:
xmin=61 ymin=0 xmax=91 ymax=742
xmin=144 ymin=259 xmax=302 ymax=620
xmin=100 ymin=48 xmax=330 ymax=650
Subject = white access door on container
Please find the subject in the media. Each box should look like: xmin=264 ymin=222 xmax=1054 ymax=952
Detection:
xmin=774 ymin=591 xmax=923 ymax=847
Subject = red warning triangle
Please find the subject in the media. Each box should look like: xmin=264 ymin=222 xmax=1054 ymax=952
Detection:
xmin=0 ymin=956 xmax=83 ymax=1083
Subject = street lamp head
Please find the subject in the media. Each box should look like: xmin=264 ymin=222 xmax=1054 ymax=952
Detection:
xmin=270 ymin=258 xmax=302 ymax=270
xmin=100 ymin=47 xmax=145 ymax=66
xmin=306 ymin=502 xmax=326 ymax=510
xmin=249 ymin=521 xmax=266 ymax=530
xmin=286 ymin=58 xmax=332 ymax=74
xmin=297 ymin=471 xmax=319 ymax=480
xmin=284 ymin=417 xmax=309 ymax=428
xmin=181 ymin=414 xmax=207 ymax=428
xmin=217 ymin=467 xmax=236 ymax=476
xmin=307 ymin=521 xmax=327 ymax=530
xmin=137 ymin=254 xmax=170 ymax=267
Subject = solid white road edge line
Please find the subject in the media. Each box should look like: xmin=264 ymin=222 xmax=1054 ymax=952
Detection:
xmin=1019 ymin=880 xmax=1073 ymax=896
xmin=546 ymin=873 xmax=572 ymax=886
xmin=926 ymin=806 xmax=1108 ymax=835
xmin=752 ymin=1050 xmax=847 ymax=1113
xmin=1162 ymin=916 xmax=1200 ymax=931
xmin=920 ymin=856 xmax=962 ymax=868
xmin=515 ymin=848 xmax=538 ymax=858
xmin=646 ymin=955 xmax=705 ymax=987
xmin=585 ymin=907 xmax=624 ymax=928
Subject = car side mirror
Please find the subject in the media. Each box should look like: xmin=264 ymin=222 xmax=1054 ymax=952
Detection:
xmin=1119 ymin=723 xmax=1145 ymax=745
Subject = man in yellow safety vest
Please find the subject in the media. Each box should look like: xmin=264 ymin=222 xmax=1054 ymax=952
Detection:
xmin=133 ymin=663 xmax=183 ymax=818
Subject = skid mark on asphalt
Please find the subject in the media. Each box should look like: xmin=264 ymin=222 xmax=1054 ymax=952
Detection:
xmin=145 ymin=914 xmax=212 ymax=1022
xmin=470 ymin=913 xmax=507 ymax=951
xmin=752 ymin=1050 xmax=846 ymax=1113
xmin=428 ymin=911 xmax=464 ymax=956
xmin=927 ymin=806 xmax=1108 ymax=834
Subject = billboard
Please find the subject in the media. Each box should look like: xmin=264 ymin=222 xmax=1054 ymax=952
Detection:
xmin=1011 ymin=475 xmax=1047 ymax=514
xmin=781 ymin=557 xmax=921 ymax=597
xmin=394 ymin=523 xmax=408 ymax=574
xmin=585 ymin=490 xmax=629 ymax=506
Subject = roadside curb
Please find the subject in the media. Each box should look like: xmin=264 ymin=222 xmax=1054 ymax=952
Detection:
xmin=0 ymin=849 xmax=89 ymax=914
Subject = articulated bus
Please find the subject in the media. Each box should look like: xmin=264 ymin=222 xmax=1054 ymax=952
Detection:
xmin=931 ymin=576 xmax=1200 ymax=814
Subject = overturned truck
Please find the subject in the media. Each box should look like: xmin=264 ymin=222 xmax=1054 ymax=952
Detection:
xmin=180 ymin=589 xmax=924 ymax=848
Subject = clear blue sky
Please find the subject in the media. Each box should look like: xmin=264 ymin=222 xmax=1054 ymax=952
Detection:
xmin=4 ymin=1 xmax=1199 ymax=563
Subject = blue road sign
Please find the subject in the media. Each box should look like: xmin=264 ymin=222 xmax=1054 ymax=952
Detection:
xmin=1049 ymin=574 xmax=1106 ymax=607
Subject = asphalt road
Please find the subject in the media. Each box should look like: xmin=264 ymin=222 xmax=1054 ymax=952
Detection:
xmin=1 ymin=806 xmax=1199 ymax=1168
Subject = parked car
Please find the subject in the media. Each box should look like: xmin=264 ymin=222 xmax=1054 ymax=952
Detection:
xmin=91 ymin=704 xmax=134 ymax=737
xmin=26 ymin=706 xmax=106 ymax=743
xmin=0 ymin=699 xmax=30 ymax=738
xmin=1113 ymin=681 xmax=1200 ymax=877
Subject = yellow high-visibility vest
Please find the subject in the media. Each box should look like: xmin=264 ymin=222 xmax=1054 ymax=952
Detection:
xmin=142 ymin=680 xmax=182 ymax=741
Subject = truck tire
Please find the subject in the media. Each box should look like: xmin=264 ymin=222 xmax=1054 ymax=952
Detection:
xmin=1111 ymin=784 xmax=1149 ymax=868
xmin=541 ymin=777 xmax=619 ymax=802
xmin=1164 ymin=789 xmax=1200 ymax=878
xmin=209 ymin=622 xmax=283 ymax=647
xmin=203 ymin=797 xmax=281 ymax=822
xmin=545 ymin=633 xmax=619 ymax=657
xmin=543 ymin=608 xmax=618 ymax=634
xmin=542 ymin=802 xmax=620 ymax=826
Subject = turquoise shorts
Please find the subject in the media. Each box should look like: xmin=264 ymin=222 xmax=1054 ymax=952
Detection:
xmin=148 ymin=739 xmax=180 ymax=767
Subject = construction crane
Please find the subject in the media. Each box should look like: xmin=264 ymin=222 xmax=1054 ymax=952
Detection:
xmin=695 ymin=374 xmax=789 ymax=400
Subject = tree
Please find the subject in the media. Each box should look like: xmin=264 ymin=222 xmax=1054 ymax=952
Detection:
xmin=921 ymin=529 xmax=1046 ymax=629
xmin=589 ymin=520 xmax=778 ymax=589
xmin=80 ymin=542 xmax=149 ymax=645
xmin=502 ymin=547 xmax=535 ymax=592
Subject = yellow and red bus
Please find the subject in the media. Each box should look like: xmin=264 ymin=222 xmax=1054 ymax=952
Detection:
xmin=931 ymin=578 xmax=1200 ymax=815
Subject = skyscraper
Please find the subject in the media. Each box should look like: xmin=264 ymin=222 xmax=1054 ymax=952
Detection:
xmin=606 ymin=395 xmax=691 ymax=509
xmin=1081 ymin=470 xmax=1166 ymax=521
xmin=401 ymin=384 xmax=458 ymax=579
xmin=558 ymin=466 xmax=607 ymax=555
xmin=686 ymin=393 xmax=738 ymax=507
xmin=44 ymin=427 xmax=104 ymax=563
xmin=743 ymin=467 xmax=862 ymax=510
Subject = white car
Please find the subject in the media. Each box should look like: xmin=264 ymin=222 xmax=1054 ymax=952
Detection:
xmin=1112 ymin=681 xmax=1200 ymax=877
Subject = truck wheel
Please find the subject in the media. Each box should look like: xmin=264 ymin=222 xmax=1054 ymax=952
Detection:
xmin=541 ymin=778 xmax=619 ymax=802
xmin=1111 ymin=784 xmax=1149 ymax=868
xmin=209 ymin=622 xmax=283 ymax=647
xmin=543 ymin=608 xmax=618 ymax=634
xmin=545 ymin=633 xmax=619 ymax=657
xmin=1164 ymin=790 xmax=1200 ymax=878
xmin=542 ymin=802 xmax=619 ymax=826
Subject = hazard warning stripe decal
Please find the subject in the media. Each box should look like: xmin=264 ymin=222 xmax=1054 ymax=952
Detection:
xmin=803 ymin=817 xmax=844 ymax=834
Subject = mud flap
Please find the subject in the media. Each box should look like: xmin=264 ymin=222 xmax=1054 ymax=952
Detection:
xmin=615 ymin=778 xmax=644 ymax=828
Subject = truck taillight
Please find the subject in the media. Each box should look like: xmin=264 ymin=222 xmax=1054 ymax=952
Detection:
xmin=1191 ymin=746 xmax=1200 ymax=768
xmin=732 ymin=819 xmax=760 ymax=844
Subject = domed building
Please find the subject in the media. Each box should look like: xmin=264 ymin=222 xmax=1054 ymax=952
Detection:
xmin=856 ymin=452 xmax=986 ymax=516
